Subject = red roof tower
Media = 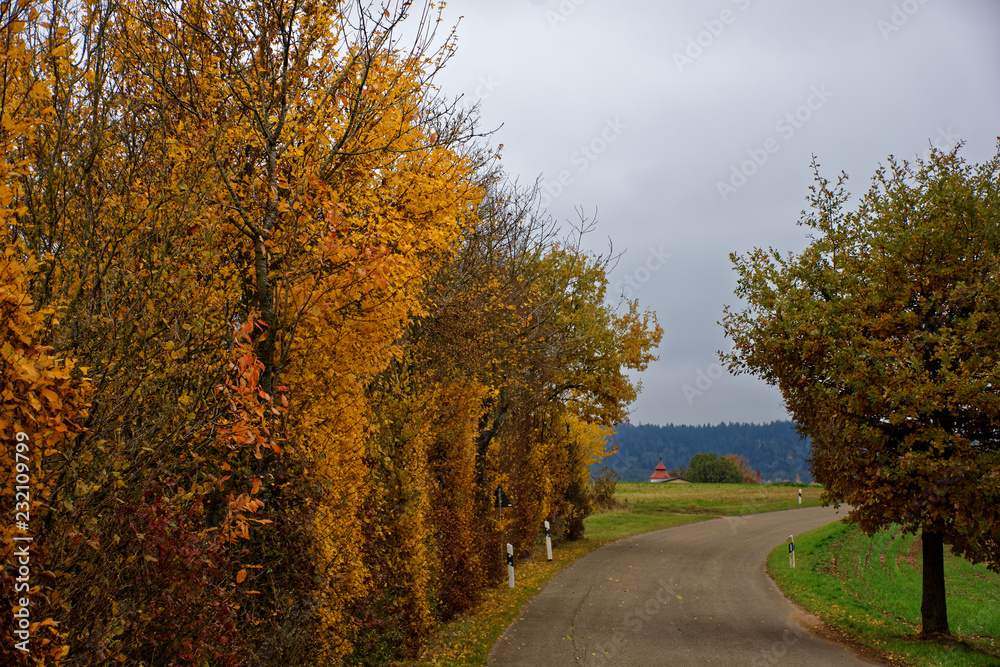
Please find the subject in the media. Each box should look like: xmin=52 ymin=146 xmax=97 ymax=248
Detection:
xmin=650 ymin=461 xmax=672 ymax=483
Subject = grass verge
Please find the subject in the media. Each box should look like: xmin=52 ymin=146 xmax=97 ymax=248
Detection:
xmin=767 ymin=521 xmax=1000 ymax=666
xmin=613 ymin=480 xmax=823 ymax=516
xmin=406 ymin=482 xmax=821 ymax=666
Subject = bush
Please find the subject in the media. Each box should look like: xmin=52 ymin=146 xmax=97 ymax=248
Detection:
xmin=592 ymin=466 xmax=621 ymax=509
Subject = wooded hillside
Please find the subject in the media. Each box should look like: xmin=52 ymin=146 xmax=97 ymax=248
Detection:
xmin=601 ymin=421 xmax=813 ymax=483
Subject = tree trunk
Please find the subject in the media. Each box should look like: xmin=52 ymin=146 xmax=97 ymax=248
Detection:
xmin=920 ymin=528 xmax=950 ymax=637
xmin=253 ymin=234 xmax=277 ymax=395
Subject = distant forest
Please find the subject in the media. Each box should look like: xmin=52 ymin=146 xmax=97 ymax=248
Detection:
xmin=598 ymin=421 xmax=814 ymax=483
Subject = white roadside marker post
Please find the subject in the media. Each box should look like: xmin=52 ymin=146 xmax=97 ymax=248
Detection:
xmin=496 ymin=486 xmax=512 ymax=567
xmin=788 ymin=535 xmax=795 ymax=569
xmin=798 ymin=488 xmax=802 ymax=504
xmin=499 ymin=489 xmax=504 ymax=567
xmin=544 ymin=521 xmax=553 ymax=561
xmin=507 ymin=543 xmax=515 ymax=588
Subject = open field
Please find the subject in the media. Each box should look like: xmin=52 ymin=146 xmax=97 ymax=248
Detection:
xmin=612 ymin=480 xmax=823 ymax=514
xmin=407 ymin=482 xmax=825 ymax=666
xmin=768 ymin=521 xmax=1000 ymax=667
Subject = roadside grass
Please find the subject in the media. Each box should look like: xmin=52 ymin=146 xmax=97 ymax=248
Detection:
xmin=406 ymin=482 xmax=818 ymax=666
xmin=404 ymin=537 xmax=599 ymax=667
xmin=767 ymin=521 xmax=1000 ymax=667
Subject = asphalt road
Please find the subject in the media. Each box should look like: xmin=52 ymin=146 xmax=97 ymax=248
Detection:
xmin=488 ymin=505 xmax=882 ymax=666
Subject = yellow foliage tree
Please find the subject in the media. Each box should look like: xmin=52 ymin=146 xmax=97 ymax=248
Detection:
xmin=283 ymin=129 xmax=482 ymax=658
xmin=565 ymin=413 xmax=616 ymax=468
xmin=357 ymin=366 xmax=436 ymax=661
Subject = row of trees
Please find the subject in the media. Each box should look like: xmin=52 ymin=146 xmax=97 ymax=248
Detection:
xmin=0 ymin=2 xmax=661 ymax=665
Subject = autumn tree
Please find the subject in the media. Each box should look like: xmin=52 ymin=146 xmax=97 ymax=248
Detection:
xmin=107 ymin=0 xmax=484 ymax=661
xmin=422 ymin=188 xmax=661 ymax=546
xmin=355 ymin=170 xmax=662 ymax=661
xmin=686 ymin=452 xmax=741 ymax=483
xmin=354 ymin=365 xmax=437 ymax=662
xmin=722 ymin=145 xmax=1000 ymax=637
xmin=723 ymin=453 xmax=758 ymax=483
xmin=513 ymin=242 xmax=661 ymax=541
xmin=3 ymin=0 xmax=293 ymax=660
xmin=116 ymin=0 xmax=480 ymax=393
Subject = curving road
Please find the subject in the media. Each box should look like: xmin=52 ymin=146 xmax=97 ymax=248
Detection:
xmin=488 ymin=506 xmax=881 ymax=666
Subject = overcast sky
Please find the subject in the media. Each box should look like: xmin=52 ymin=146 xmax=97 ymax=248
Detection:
xmin=428 ymin=0 xmax=1000 ymax=427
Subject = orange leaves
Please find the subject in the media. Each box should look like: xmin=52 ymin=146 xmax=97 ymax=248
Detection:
xmin=0 ymin=245 xmax=91 ymax=666
xmin=0 ymin=248 xmax=92 ymax=442
xmin=211 ymin=322 xmax=285 ymax=544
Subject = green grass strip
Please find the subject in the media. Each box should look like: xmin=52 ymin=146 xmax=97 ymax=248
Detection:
xmin=767 ymin=521 xmax=1000 ymax=666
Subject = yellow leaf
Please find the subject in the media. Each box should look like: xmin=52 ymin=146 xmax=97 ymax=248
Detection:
xmin=236 ymin=568 xmax=247 ymax=583
xmin=42 ymin=388 xmax=62 ymax=408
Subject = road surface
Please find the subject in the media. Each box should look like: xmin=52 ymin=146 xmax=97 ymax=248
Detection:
xmin=488 ymin=505 xmax=881 ymax=666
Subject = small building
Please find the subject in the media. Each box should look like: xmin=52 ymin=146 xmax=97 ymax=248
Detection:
xmin=649 ymin=461 xmax=688 ymax=483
